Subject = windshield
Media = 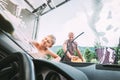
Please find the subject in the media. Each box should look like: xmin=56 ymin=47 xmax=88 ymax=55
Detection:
xmin=0 ymin=0 xmax=120 ymax=64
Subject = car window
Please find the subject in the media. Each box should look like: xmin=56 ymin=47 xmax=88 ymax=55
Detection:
xmin=0 ymin=0 xmax=120 ymax=65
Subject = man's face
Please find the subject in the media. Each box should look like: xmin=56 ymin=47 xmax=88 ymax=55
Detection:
xmin=68 ymin=33 xmax=74 ymax=41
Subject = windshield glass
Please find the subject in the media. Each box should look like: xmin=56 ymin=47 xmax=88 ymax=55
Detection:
xmin=1 ymin=0 xmax=120 ymax=64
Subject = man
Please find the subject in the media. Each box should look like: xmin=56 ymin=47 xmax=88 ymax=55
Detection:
xmin=62 ymin=32 xmax=84 ymax=62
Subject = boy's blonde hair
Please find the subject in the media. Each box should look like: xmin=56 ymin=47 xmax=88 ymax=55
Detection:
xmin=47 ymin=34 xmax=56 ymax=45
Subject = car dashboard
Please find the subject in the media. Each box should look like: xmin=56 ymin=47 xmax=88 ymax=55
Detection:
xmin=33 ymin=59 xmax=88 ymax=80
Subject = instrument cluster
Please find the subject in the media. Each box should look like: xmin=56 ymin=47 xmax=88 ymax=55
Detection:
xmin=36 ymin=67 xmax=67 ymax=80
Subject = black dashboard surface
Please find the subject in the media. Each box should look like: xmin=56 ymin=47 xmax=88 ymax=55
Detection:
xmin=33 ymin=59 xmax=88 ymax=80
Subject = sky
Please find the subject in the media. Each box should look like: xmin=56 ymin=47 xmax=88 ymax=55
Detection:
xmin=37 ymin=0 xmax=120 ymax=47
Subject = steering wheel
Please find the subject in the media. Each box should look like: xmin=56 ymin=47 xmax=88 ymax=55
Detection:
xmin=0 ymin=52 xmax=35 ymax=80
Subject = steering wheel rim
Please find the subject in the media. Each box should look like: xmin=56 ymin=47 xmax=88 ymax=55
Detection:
xmin=0 ymin=52 xmax=35 ymax=80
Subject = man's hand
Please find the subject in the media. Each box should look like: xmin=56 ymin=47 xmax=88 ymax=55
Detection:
xmin=71 ymin=56 xmax=83 ymax=62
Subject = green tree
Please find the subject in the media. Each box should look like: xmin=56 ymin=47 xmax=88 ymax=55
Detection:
xmin=84 ymin=48 xmax=97 ymax=62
